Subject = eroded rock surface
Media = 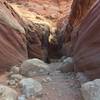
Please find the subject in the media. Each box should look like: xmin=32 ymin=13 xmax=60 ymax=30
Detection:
xmin=19 ymin=78 xmax=43 ymax=97
xmin=81 ymin=79 xmax=100 ymax=100
xmin=20 ymin=58 xmax=50 ymax=77
xmin=0 ymin=0 xmax=27 ymax=71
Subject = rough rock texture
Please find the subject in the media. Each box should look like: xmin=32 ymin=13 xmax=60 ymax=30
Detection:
xmin=7 ymin=0 xmax=73 ymax=22
xmin=58 ymin=0 xmax=100 ymax=79
xmin=19 ymin=78 xmax=42 ymax=97
xmin=26 ymin=23 xmax=50 ymax=61
xmin=81 ymin=79 xmax=100 ymax=100
xmin=59 ymin=57 xmax=74 ymax=73
xmin=0 ymin=0 xmax=27 ymax=71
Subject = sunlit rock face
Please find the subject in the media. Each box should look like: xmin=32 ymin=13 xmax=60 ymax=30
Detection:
xmin=6 ymin=0 xmax=73 ymax=22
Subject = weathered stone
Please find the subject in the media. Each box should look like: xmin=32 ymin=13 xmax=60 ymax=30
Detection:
xmin=10 ymin=74 xmax=23 ymax=81
xmin=58 ymin=57 xmax=74 ymax=73
xmin=81 ymin=79 xmax=100 ymax=100
xmin=0 ymin=84 xmax=18 ymax=100
xmin=76 ymin=72 xmax=89 ymax=84
xmin=20 ymin=58 xmax=50 ymax=77
xmin=19 ymin=78 xmax=43 ymax=97
xmin=7 ymin=79 xmax=17 ymax=86
xmin=10 ymin=66 xmax=20 ymax=74
xmin=18 ymin=95 xmax=26 ymax=100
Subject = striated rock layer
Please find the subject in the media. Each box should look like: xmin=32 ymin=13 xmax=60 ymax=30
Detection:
xmin=72 ymin=0 xmax=100 ymax=79
xmin=57 ymin=0 xmax=100 ymax=79
xmin=0 ymin=0 xmax=27 ymax=71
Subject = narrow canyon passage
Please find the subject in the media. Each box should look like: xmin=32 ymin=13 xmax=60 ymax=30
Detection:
xmin=0 ymin=0 xmax=99 ymax=100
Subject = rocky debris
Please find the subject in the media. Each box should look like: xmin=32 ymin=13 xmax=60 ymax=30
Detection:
xmin=7 ymin=74 xmax=24 ymax=87
xmin=63 ymin=57 xmax=73 ymax=64
xmin=81 ymin=79 xmax=100 ymax=100
xmin=9 ymin=74 xmax=23 ymax=81
xmin=10 ymin=66 xmax=20 ymax=74
xmin=58 ymin=57 xmax=74 ymax=73
xmin=18 ymin=95 xmax=26 ymax=100
xmin=7 ymin=66 xmax=24 ymax=87
xmin=60 ymin=56 xmax=67 ymax=62
xmin=19 ymin=78 xmax=43 ymax=98
xmin=7 ymin=79 xmax=17 ymax=87
xmin=42 ymin=77 xmax=52 ymax=83
xmin=76 ymin=72 xmax=89 ymax=84
xmin=65 ymin=72 xmax=76 ymax=80
xmin=20 ymin=58 xmax=50 ymax=77
xmin=0 ymin=84 xmax=18 ymax=100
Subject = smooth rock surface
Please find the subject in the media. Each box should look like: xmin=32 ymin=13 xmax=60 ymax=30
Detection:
xmin=0 ymin=84 xmax=18 ymax=100
xmin=81 ymin=79 xmax=100 ymax=100
xmin=20 ymin=58 xmax=50 ymax=77
xmin=58 ymin=57 xmax=74 ymax=73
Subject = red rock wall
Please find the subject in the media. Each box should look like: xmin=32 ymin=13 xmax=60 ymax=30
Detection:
xmin=0 ymin=0 xmax=27 ymax=71
xmin=71 ymin=0 xmax=100 ymax=79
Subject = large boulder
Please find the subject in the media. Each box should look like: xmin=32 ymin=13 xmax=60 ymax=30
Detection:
xmin=20 ymin=58 xmax=50 ymax=77
xmin=81 ymin=79 xmax=100 ymax=100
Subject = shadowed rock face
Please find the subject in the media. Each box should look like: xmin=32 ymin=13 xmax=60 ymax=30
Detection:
xmin=72 ymin=0 xmax=100 ymax=79
xmin=56 ymin=0 xmax=100 ymax=79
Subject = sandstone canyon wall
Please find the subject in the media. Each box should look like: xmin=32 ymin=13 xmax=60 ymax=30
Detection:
xmin=72 ymin=0 xmax=100 ymax=79
xmin=0 ymin=0 xmax=27 ymax=71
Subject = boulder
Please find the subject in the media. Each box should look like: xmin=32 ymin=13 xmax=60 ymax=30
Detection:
xmin=58 ymin=57 xmax=74 ymax=73
xmin=19 ymin=78 xmax=42 ymax=97
xmin=20 ymin=58 xmax=50 ymax=77
xmin=81 ymin=79 xmax=100 ymax=100
xmin=0 ymin=84 xmax=18 ymax=100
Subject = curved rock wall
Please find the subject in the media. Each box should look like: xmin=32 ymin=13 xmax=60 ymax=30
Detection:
xmin=72 ymin=0 xmax=100 ymax=79
xmin=0 ymin=0 xmax=27 ymax=71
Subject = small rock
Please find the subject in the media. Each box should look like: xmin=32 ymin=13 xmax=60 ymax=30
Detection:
xmin=20 ymin=58 xmax=50 ymax=77
xmin=11 ymin=66 xmax=20 ymax=74
xmin=63 ymin=57 xmax=73 ymax=64
xmin=18 ymin=95 xmax=26 ymax=100
xmin=0 ymin=84 xmax=18 ymax=100
xmin=81 ymin=79 xmax=100 ymax=100
xmin=46 ymin=77 xmax=52 ymax=82
xmin=58 ymin=57 xmax=74 ymax=73
xmin=19 ymin=78 xmax=43 ymax=98
xmin=42 ymin=77 xmax=52 ymax=83
xmin=60 ymin=56 xmax=67 ymax=62
xmin=10 ymin=74 xmax=23 ymax=81
xmin=7 ymin=79 xmax=17 ymax=86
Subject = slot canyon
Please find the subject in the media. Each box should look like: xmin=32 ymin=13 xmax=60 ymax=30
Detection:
xmin=0 ymin=0 xmax=99 ymax=100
